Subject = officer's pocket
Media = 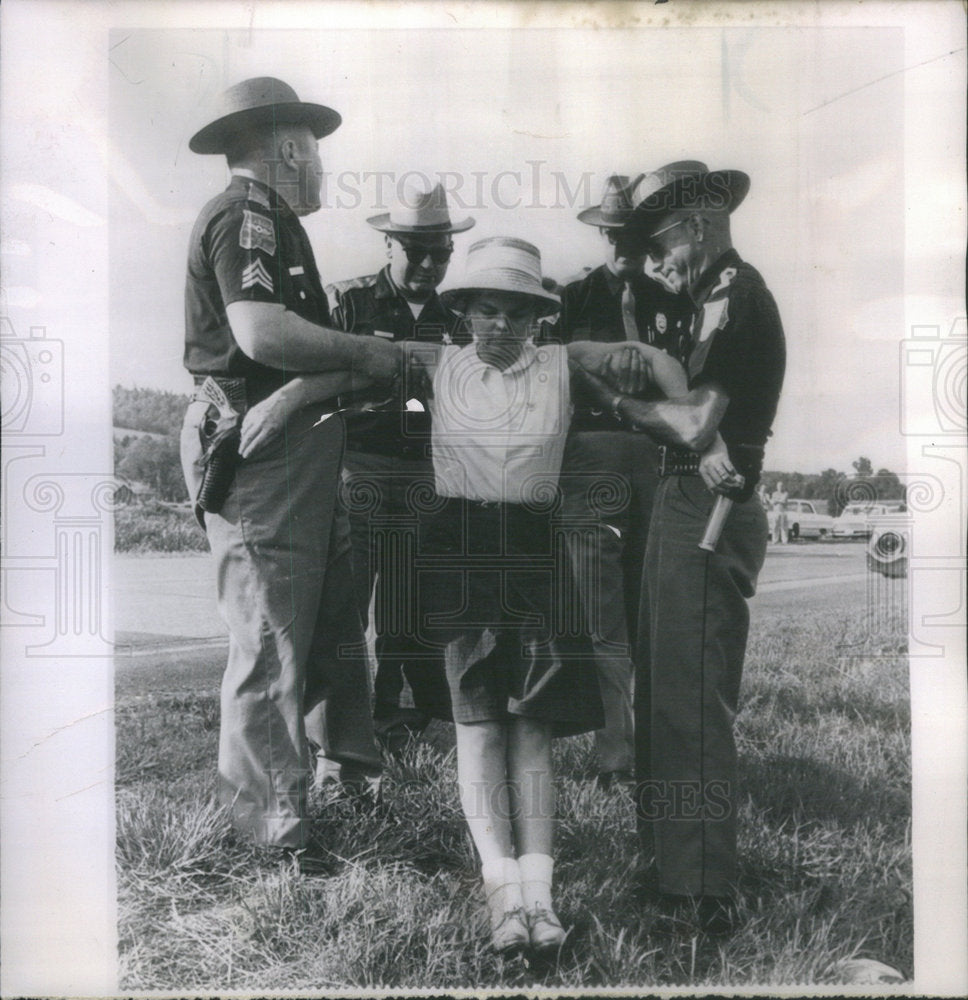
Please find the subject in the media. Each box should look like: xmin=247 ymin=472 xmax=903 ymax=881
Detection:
xmin=670 ymin=475 xmax=715 ymax=522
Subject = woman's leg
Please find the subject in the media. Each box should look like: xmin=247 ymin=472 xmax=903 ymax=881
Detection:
xmin=507 ymin=717 xmax=554 ymax=855
xmin=455 ymin=720 xmax=527 ymax=951
xmin=455 ymin=720 xmax=513 ymax=862
xmin=508 ymin=717 xmax=566 ymax=952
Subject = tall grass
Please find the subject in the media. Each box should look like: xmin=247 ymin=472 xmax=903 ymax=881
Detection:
xmin=116 ymin=600 xmax=911 ymax=990
xmin=115 ymin=502 xmax=208 ymax=553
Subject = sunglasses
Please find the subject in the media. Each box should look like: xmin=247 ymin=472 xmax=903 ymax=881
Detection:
xmin=602 ymin=228 xmax=641 ymax=249
xmin=399 ymin=243 xmax=454 ymax=265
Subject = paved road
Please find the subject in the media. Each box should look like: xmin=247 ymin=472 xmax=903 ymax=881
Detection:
xmin=113 ymin=541 xmax=872 ymax=655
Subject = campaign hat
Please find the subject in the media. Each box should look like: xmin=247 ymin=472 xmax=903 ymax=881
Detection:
xmin=577 ymin=174 xmax=646 ymax=227
xmin=189 ymin=77 xmax=342 ymax=155
xmin=630 ymin=161 xmax=751 ymax=239
xmin=367 ymin=180 xmax=475 ymax=234
xmin=439 ymin=237 xmax=561 ymax=317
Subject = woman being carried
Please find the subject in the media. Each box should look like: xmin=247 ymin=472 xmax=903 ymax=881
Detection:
xmin=239 ymin=236 xmax=688 ymax=957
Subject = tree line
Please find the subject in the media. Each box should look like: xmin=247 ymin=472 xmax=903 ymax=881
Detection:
xmin=113 ymin=385 xmax=905 ymax=515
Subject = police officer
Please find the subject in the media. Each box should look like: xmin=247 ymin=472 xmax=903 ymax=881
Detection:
xmin=550 ymin=173 xmax=692 ymax=787
xmin=578 ymin=162 xmax=785 ymax=932
xmin=326 ymin=182 xmax=474 ymax=753
xmin=180 ymin=77 xmax=400 ymax=852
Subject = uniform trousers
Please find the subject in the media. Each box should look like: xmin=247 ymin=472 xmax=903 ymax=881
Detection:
xmin=635 ymin=474 xmax=767 ymax=897
xmin=558 ymin=430 xmax=660 ymax=774
xmin=181 ymin=404 xmax=381 ymax=848
xmin=342 ymin=449 xmax=452 ymax=731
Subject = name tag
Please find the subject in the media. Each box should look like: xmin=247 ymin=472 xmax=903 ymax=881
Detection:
xmin=374 ymin=329 xmax=395 ymax=340
xmin=288 ymin=266 xmax=305 ymax=276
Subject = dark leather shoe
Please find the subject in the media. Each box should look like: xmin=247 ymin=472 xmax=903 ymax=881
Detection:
xmin=595 ymin=769 xmax=634 ymax=791
xmin=376 ymin=721 xmax=427 ymax=757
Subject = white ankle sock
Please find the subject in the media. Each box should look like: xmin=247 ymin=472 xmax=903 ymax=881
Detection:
xmin=518 ymin=852 xmax=554 ymax=911
xmin=481 ymin=856 xmax=523 ymax=910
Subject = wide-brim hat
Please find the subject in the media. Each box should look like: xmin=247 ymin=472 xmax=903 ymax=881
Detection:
xmin=439 ymin=237 xmax=561 ymax=317
xmin=367 ymin=180 xmax=475 ymax=234
xmin=630 ymin=161 xmax=751 ymax=239
xmin=577 ymin=173 xmax=645 ymax=227
xmin=189 ymin=77 xmax=342 ymax=155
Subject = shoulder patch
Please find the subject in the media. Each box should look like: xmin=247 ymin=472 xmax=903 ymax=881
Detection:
xmin=326 ymin=273 xmax=379 ymax=296
xmin=239 ymin=210 xmax=277 ymax=256
xmin=697 ymin=298 xmax=729 ymax=343
xmin=246 ymin=184 xmax=271 ymax=209
xmin=708 ymin=266 xmax=738 ymax=300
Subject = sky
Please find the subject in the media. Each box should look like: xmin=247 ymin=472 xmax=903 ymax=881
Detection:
xmin=91 ymin=23 xmax=927 ymax=475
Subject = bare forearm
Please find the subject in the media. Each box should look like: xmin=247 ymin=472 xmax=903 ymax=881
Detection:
xmin=227 ymin=301 xmax=400 ymax=380
xmin=571 ymin=365 xmax=727 ymax=450
xmin=278 ymin=371 xmax=375 ymax=408
xmin=647 ymin=349 xmax=689 ymax=398
xmin=569 ymin=340 xmax=688 ymax=400
xmin=616 ymin=393 xmax=724 ymax=451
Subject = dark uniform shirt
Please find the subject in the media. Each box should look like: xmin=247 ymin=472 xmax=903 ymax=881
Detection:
xmin=184 ymin=175 xmax=330 ymax=404
xmin=687 ymin=248 xmax=786 ymax=480
xmin=326 ymin=265 xmax=465 ymax=455
xmin=550 ymin=264 xmax=693 ymax=431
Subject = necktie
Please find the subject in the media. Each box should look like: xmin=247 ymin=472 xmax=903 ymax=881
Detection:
xmin=621 ymin=281 xmax=640 ymax=340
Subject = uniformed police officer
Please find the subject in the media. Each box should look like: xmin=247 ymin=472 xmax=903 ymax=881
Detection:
xmin=578 ymin=162 xmax=785 ymax=933
xmin=549 ymin=174 xmax=692 ymax=787
xmin=180 ymin=77 xmax=401 ymax=852
xmin=326 ymin=182 xmax=474 ymax=752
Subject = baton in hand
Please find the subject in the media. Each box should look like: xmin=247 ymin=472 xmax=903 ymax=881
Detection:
xmin=699 ymin=494 xmax=735 ymax=552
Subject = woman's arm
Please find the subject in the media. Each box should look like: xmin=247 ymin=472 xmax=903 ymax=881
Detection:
xmin=567 ymin=340 xmax=689 ymax=399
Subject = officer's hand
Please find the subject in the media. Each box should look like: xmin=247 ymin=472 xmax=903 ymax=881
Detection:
xmin=239 ymin=387 xmax=300 ymax=458
xmin=699 ymin=433 xmax=745 ymax=495
xmin=599 ymin=345 xmax=638 ymax=394
xmin=600 ymin=344 xmax=649 ymax=395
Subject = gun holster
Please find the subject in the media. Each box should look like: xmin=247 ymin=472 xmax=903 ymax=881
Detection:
xmin=193 ymin=377 xmax=247 ymax=515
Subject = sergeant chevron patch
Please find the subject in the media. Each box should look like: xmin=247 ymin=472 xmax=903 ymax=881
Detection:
xmin=241 ymin=258 xmax=274 ymax=293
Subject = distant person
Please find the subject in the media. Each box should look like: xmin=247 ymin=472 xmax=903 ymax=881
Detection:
xmin=548 ymin=173 xmax=693 ymax=788
xmin=180 ymin=77 xmax=399 ymax=855
xmin=770 ymin=481 xmax=789 ymax=543
xmin=581 ymin=162 xmax=786 ymax=934
xmin=326 ymin=181 xmax=474 ymax=755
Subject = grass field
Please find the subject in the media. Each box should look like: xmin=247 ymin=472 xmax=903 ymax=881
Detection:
xmin=115 ymin=502 xmax=208 ymax=553
xmin=115 ymin=562 xmax=910 ymax=990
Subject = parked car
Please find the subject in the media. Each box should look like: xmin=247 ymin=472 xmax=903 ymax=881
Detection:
xmin=833 ymin=501 xmax=907 ymax=539
xmin=785 ymin=499 xmax=834 ymax=539
xmin=867 ymin=513 xmax=909 ymax=578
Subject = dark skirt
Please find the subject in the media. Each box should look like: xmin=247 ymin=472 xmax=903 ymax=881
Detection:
xmin=417 ymin=498 xmax=603 ymax=737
